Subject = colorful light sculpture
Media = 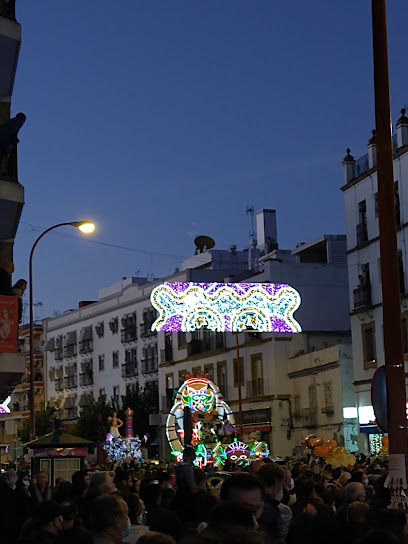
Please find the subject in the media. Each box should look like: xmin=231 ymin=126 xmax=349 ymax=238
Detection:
xmin=150 ymin=282 xmax=301 ymax=333
xmin=103 ymin=435 xmax=142 ymax=461
xmin=166 ymin=376 xmax=269 ymax=465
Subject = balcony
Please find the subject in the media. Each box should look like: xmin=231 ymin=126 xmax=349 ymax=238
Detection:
xmin=356 ymin=222 xmax=368 ymax=245
xmin=0 ymin=0 xmax=16 ymax=20
xmin=121 ymin=362 xmax=138 ymax=379
xmin=79 ymin=340 xmax=93 ymax=354
xmin=54 ymin=348 xmax=63 ymax=361
xmin=302 ymin=408 xmax=318 ymax=428
xmin=353 ymin=285 xmax=372 ymax=309
xmin=64 ymin=375 xmax=78 ymax=389
xmin=79 ymin=372 xmax=93 ymax=386
xmin=140 ymin=322 xmax=156 ymax=338
xmin=121 ymin=326 xmax=137 ymax=344
xmin=187 ymin=336 xmax=225 ymax=357
xmin=64 ymin=345 xmax=77 ymax=358
xmin=246 ymin=379 xmax=264 ymax=398
xmin=141 ymin=358 xmax=158 ymax=375
xmin=160 ymin=348 xmax=173 ymax=364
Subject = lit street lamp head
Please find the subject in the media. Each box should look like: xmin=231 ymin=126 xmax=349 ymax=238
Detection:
xmin=71 ymin=221 xmax=95 ymax=233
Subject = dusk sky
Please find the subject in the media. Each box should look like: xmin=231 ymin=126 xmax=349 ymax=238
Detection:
xmin=10 ymin=0 xmax=408 ymax=320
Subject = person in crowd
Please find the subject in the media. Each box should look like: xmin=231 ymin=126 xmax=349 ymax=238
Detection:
xmin=0 ymin=260 xmax=14 ymax=294
xmin=158 ymin=471 xmax=173 ymax=489
xmin=19 ymin=500 xmax=64 ymax=544
xmin=220 ymin=473 xmax=265 ymax=522
xmin=91 ymin=494 xmax=130 ymax=544
xmin=174 ymin=446 xmax=200 ymax=522
xmin=257 ymin=463 xmax=286 ymax=544
xmin=336 ymin=482 xmax=367 ymax=524
xmin=0 ymin=469 xmax=30 ymax=543
xmin=141 ymin=483 xmax=182 ymax=540
xmin=84 ymin=472 xmax=117 ymax=530
xmin=30 ymin=471 xmax=52 ymax=507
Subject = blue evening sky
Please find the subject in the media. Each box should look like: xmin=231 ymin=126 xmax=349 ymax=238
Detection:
xmin=10 ymin=0 xmax=408 ymax=320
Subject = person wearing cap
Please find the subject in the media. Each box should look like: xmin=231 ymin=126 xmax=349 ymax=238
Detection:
xmin=19 ymin=500 xmax=64 ymax=544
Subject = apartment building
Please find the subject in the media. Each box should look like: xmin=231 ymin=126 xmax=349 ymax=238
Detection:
xmin=341 ymin=110 xmax=408 ymax=452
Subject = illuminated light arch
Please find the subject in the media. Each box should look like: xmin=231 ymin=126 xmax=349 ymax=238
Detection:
xmin=150 ymin=282 xmax=301 ymax=333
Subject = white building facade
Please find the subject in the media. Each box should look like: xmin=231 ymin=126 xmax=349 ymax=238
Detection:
xmin=341 ymin=110 xmax=408 ymax=453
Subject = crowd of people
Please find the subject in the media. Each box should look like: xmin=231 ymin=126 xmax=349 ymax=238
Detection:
xmin=0 ymin=449 xmax=404 ymax=544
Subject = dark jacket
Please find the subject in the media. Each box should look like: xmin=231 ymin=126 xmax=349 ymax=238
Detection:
xmin=258 ymin=493 xmax=284 ymax=544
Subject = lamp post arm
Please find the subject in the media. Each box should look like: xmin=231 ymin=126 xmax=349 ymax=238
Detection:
xmin=28 ymin=222 xmax=75 ymax=440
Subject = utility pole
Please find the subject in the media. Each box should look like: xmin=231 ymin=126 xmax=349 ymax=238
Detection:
xmin=372 ymin=0 xmax=408 ymax=491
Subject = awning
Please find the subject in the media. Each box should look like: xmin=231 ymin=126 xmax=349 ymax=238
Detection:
xmin=80 ymin=326 xmax=92 ymax=341
xmin=64 ymin=331 xmax=76 ymax=345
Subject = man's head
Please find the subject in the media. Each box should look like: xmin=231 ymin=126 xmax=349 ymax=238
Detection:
xmin=89 ymin=472 xmax=117 ymax=497
xmin=16 ymin=112 xmax=26 ymax=126
xmin=5 ymin=469 xmax=17 ymax=489
xmin=182 ymin=446 xmax=196 ymax=464
xmin=220 ymin=474 xmax=265 ymax=520
xmin=345 ymin=482 xmax=366 ymax=503
xmin=340 ymin=471 xmax=351 ymax=486
xmin=34 ymin=500 xmax=64 ymax=535
xmin=248 ymin=460 xmax=265 ymax=478
xmin=36 ymin=471 xmax=49 ymax=488
xmin=91 ymin=494 xmax=129 ymax=539
xmin=258 ymin=463 xmax=286 ymax=499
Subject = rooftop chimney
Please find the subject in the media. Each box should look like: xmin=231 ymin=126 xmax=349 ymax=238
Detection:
xmin=256 ymin=209 xmax=278 ymax=254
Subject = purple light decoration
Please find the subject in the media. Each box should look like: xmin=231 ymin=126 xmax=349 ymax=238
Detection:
xmin=150 ymin=282 xmax=301 ymax=333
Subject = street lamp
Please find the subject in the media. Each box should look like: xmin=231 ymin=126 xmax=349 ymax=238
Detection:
xmin=29 ymin=221 xmax=95 ymax=440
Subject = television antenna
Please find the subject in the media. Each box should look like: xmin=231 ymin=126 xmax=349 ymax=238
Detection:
xmin=246 ymin=205 xmax=255 ymax=238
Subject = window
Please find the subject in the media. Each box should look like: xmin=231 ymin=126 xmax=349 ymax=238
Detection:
xmin=178 ymin=369 xmax=187 ymax=385
xmin=113 ymin=386 xmax=120 ymax=403
xmin=166 ymin=373 xmax=174 ymax=390
xmin=95 ymin=322 xmax=104 ymax=338
xmin=125 ymin=348 xmax=137 ymax=363
xmin=98 ymin=355 xmax=105 ymax=371
xmin=99 ymin=388 xmax=106 ymax=398
xmin=233 ymin=357 xmax=244 ymax=387
xmin=112 ymin=351 xmax=119 ymax=368
xmin=217 ymin=361 xmax=227 ymax=399
xmin=250 ymin=353 xmax=263 ymax=397
xmin=178 ymin=331 xmax=186 ymax=349
xmin=294 ymin=395 xmax=301 ymax=417
xmin=323 ymin=382 xmax=333 ymax=409
xmin=109 ymin=317 xmax=119 ymax=334
xmin=204 ymin=364 xmax=214 ymax=382
xmin=308 ymin=385 xmax=318 ymax=424
xmin=374 ymin=193 xmax=378 ymax=218
xmin=192 ymin=366 xmax=201 ymax=376
xmin=362 ymin=322 xmax=377 ymax=369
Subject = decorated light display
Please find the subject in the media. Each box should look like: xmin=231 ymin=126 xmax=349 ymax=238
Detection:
xmin=104 ymin=407 xmax=142 ymax=461
xmin=166 ymin=375 xmax=269 ymax=465
xmin=0 ymin=396 xmax=11 ymax=414
xmin=150 ymin=282 xmax=301 ymax=333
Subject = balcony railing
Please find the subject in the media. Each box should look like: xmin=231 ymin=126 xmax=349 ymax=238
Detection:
xmin=122 ymin=362 xmax=138 ymax=378
xmin=79 ymin=372 xmax=93 ymax=386
xmin=246 ymin=379 xmax=264 ymax=398
xmin=64 ymin=375 xmax=78 ymax=389
xmin=55 ymin=378 xmax=63 ymax=392
xmin=121 ymin=326 xmax=137 ymax=343
xmin=356 ymin=222 xmax=368 ymax=245
xmin=353 ymin=285 xmax=372 ymax=309
xmin=64 ymin=345 xmax=77 ymax=358
xmin=160 ymin=348 xmax=173 ymax=363
xmin=302 ymin=408 xmax=318 ymax=428
xmin=187 ymin=336 xmax=225 ymax=356
xmin=141 ymin=358 xmax=158 ymax=375
xmin=321 ymin=405 xmax=334 ymax=415
xmin=0 ymin=1 xmax=16 ymax=22
xmin=354 ymin=153 xmax=369 ymax=178
xmin=79 ymin=340 xmax=93 ymax=354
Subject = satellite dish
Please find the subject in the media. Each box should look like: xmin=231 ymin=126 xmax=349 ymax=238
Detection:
xmin=194 ymin=235 xmax=215 ymax=253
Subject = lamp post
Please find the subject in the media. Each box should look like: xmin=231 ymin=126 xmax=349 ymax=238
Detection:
xmin=29 ymin=221 xmax=95 ymax=440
